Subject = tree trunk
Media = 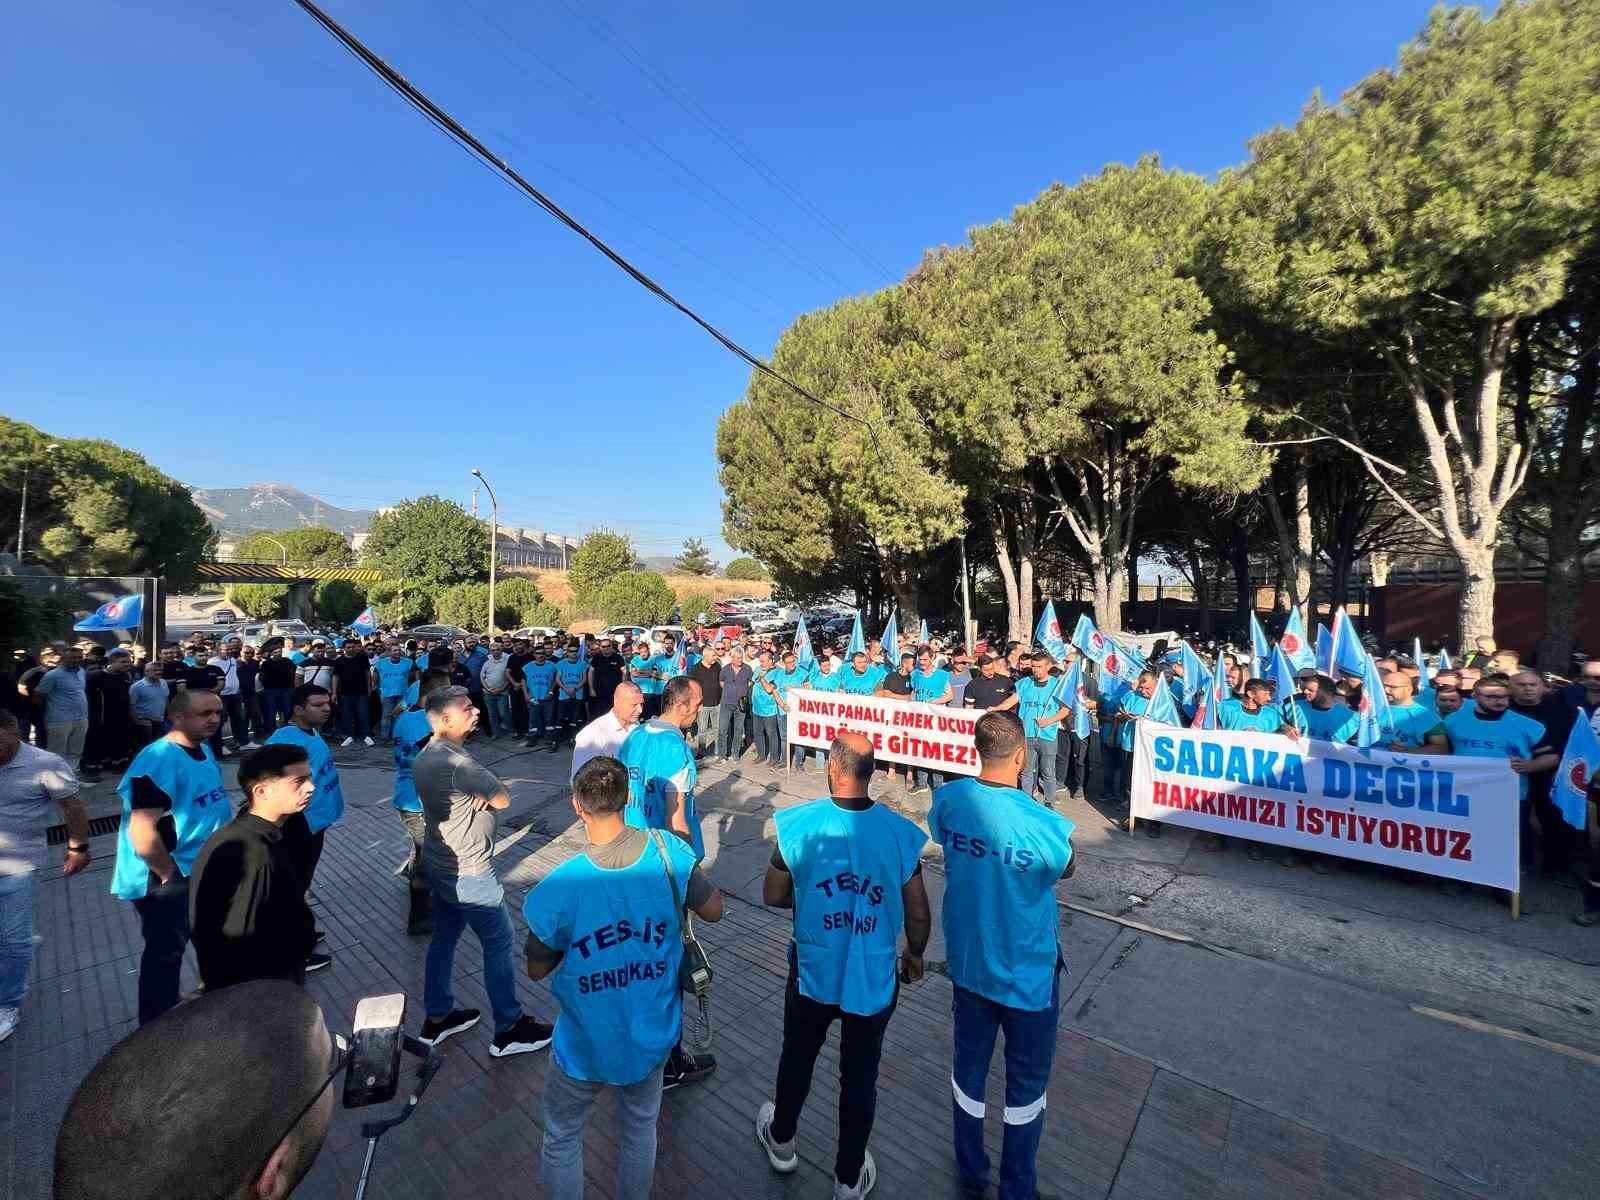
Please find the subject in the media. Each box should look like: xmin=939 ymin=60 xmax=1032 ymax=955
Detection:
xmin=1092 ymin=560 xmax=1126 ymax=633
xmin=1230 ymin=535 xmax=1253 ymax=628
xmin=1262 ymin=452 xmax=1313 ymax=630
xmin=991 ymin=516 xmax=1023 ymax=643
xmin=1458 ymin=546 xmax=1497 ymax=652
xmin=1368 ymin=552 xmax=1391 ymax=587
xmin=1189 ymin=546 xmax=1213 ymax=636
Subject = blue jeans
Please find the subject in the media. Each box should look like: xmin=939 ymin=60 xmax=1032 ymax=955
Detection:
xmin=260 ymin=687 xmax=293 ymax=730
xmin=1022 ymin=737 xmax=1058 ymax=803
xmin=527 ymin=696 xmax=554 ymax=741
xmin=0 ymin=871 xmax=36 ymax=1008
xmin=541 ymin=1057 xmax=665 ymax=1199
xmin=752 ymin=715 xmax=782 ymax=765
xmin=378 ymin=694 xmax=406 ymax=741
xmin=483 ymin=691 xmax=512 ymax=737
xmin=952 ymin=970 xmax=1061 ymax=1200
xmin=425 ymin=872 xmax=522 ymax=1035
xmin=337 ymin=694 xmax=371 ymax=739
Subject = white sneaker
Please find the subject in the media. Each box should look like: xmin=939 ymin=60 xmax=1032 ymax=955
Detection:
xmin=0 ymin=1006 xmax=18 ymax=1044
xmin=340 ymin=736 xmax=355 ymax=748
xmin=363 ymin=736 xmax=375 ymax=747
xmin=241 ymin=742 xmax=263 ymax=750
xmin=755 ymin=1100 xmax=798 ymax=1173
xmin=833 ymin=1150 xmax=876 ymax=1199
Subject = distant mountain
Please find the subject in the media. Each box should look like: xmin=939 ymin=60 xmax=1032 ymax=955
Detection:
xmin=190 ymin=484 xmax=374 ymax=539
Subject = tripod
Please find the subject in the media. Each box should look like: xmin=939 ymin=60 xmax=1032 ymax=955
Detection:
xmin=353 ymin=1035 xmax=443 ymax=1200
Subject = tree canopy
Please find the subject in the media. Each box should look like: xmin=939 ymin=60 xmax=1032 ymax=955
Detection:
xmin=597 ymin=571 xmax=677 ymax=626
xmin=360 ymin=496 xmax=487 ymax=593
xmin=0 ymin=418 xmax=213 ymax=582
xmin=568 ymin=531 xmax=637 ymax=610
xmin=675 ymin=537 xmax=716 ymax=576
xmin=235 ymin=527 xmax=353 ymax=566
xmin=723 ymin=556 xmax=769 ymax=582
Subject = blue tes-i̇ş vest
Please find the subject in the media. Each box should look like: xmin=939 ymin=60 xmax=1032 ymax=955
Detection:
xmin=111 ymin=739 xmax=230 ymax=900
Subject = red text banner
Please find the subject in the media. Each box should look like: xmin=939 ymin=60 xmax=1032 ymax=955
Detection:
xmin=784 ymin=688 xmax=981 ymax=777
xmin=1132 ymin=723 xmax=1520 ymax=890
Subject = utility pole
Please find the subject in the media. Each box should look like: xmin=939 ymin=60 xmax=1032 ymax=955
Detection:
xmin=470 ymin=470 xmax=498 ymax=636
xmin=15 ymin=442 xmax=59 ymax=561
xmin=959 ymin=533 xmax=974 ymax=651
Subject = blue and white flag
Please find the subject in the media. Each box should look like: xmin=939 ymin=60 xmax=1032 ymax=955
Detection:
xmin=1413 ymin=637 xmax=1430 ymax=690
xmin=793 ymin=615 xmax=815 ymax=670
xmin=1143 ymin=677 xmax=1183 ymax=726
xmin=1267 ymin=644 xmax=1302 ymax=733
xmin=1248 ymin=611 xmax=1273 ymax=677
xmin=350 ymin=606 xmax=378 ymax=635
xmin=880 ymin=611 xmax=899 ymax=666
xmin=1055 ymin=658 xmax=1093 ymax=738
xmin=1034 ymin=600 xmax=1067 ymax=661
xmin=1330 ymin=607 xmax=1367 ymax=678
xmin=847 ymin=611 xmax=866 ymax=658
xmin=1191 ymin=661 xmax=1229 ymax=730
xmin=576 ymin=631 xmax=588 ymax=664
xmin=1280 ymin=609 xmax=1316 ymax=671
xmin=1177 ymin=641 xmax=1210 ymax=705
xmin=1553 ymin=716 xmax=1600 ymax=830
xmin=1069 ymin=612 xmax=1148 ymax=685
xmin=1314 ymin=622 xmax=1334 ymax=675
xmin=74 ymin=594 xmax=143 ymax=631
xmin=1438 ymin=647 xmax=1453 ymax=671
xmin=1355 ymin=653 xmax=1392 ymax=750
xmin=918 ymin=618 xmax=929 ymax=646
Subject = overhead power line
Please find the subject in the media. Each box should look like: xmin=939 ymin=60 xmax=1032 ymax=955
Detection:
xmin=290 ymin=0 xmax=870 ymax=436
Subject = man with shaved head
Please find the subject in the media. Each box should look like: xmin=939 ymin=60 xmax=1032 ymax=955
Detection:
xmin=1380 ymin=671 xmax=1450 ymax=753
xmin=756 ymin=731 xmax=931 ymax=1199
xmin=55 ymin=980 xmax=336 ymax=1200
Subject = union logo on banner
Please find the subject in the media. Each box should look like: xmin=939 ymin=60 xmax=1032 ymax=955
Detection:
xmin=105 ymin=602 xmax=121 ymax=617
xmin=1282 ymin=631 xmax=1301 ymax=654
xmin=1090 ymin=631 xmax=1105 ymax=651
xmin=1049 ymin=620 xmax=1061 ymax=639
xmin=1104 ymin=652 xmax=1121 ymax=676
xmin=1571 ymin=760 xmax=1589 ymax=791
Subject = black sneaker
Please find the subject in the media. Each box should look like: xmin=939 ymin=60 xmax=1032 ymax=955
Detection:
xmin=305 ymin=951 xmax=333 ymax=973
xmin=419 ymin=1008 xmax=480 ymax=1046
xmin=489 ymin=1015 xmax=554 ymax=1058
xmin=315 ymin=929 xmax=327 ymax=944
xmin=662 ymin=1044 xmax=717 ymax=1090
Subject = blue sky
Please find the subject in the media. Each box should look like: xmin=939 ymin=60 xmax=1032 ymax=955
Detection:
xmin=3 ymin=0 xmax=1438 ymax=563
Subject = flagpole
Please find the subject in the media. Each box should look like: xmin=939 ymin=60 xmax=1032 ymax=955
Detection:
xmin=471 ymin=469 xmax=498 ymax=637
xmin=959 ymin=533 xmax=974 ymax=650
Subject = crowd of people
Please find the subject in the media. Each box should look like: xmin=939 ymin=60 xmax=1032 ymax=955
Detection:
xmin=4 ymin=616 xmax=1598 ymax=1200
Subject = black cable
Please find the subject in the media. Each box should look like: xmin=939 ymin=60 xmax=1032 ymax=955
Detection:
xmin=291 ymin=0 xmax=871 ymax=437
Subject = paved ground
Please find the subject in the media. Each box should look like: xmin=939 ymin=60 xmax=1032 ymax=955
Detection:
xmin=5 ymin=735 xmax=1597 ymax=1199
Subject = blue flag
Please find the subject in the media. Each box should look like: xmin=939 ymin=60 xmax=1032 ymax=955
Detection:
xmin=918 ymin=618 xmax=929 ymax=645
xmin=1055 ymin=658 xmax=1093 ymax=738
xmin=880 ymin=611 xmax=899 ymax=667
xmin=1070 ymin=613 xmax=1099 ymax=657
xmin=74 ymin=594 xmax=143 ymax=631
xmin=576 ymin=632 xmax=588 ymax=664
xmin=1266 ymin=645 xmax=1302 ymax=733
xmin=1144 ymin=676 xmax=1182 ymax=726
xmin=1280 ymin=609 xmax=1315 ymax=671
xmin=1177 ymin=641 xmax=1210 ymax=705
xmin=1355 ymin=653 xmax=1392 ymax=750
xmin=672 ymin=638 xmax=687 ymax=675
xmin=1438 ymin=647 xmax=1453 ymax=671
xmin=1413 ymin=637 xmax=1429 ymax=690
xmin=1314 ymin=622 xmax=1334 ymax=675
xmin=1248 ymin=611 xmax=1273 ymax=677
xmin=1069 ymin=613 xmax=1147 ymax=685
xmin=1330 ymin=607 xmax=1367 ymax=678
xmin=847 ymin=611 xmax=866 ymax=658
xmin=1553 ymin=716 xmax=1600 ymax=830
xmin=793 ymin=615 xmax=816 ymax=670
xmin=1191 ymin=660 xmax=1229 ymax=730
xmin=350 ymin=606 xmax=378 ymax=635
xmin=1034 ymin=600 xmax=1067 ymax=661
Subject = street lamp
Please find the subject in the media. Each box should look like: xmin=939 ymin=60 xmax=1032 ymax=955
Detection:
xmin=256 ymin=534 xmax=290 ymax=566
xmin=470 ymin=469 xmax=499 ymax=636
xmin=15 ymin=442 xmax=60 ymax=561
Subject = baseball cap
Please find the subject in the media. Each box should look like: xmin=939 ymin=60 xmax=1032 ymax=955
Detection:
xmin=108 ymin=647 xmax=132 ymax=658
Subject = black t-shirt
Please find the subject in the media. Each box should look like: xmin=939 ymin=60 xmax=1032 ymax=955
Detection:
xmin=235 ymin=660 xmax=260 ymax=695
xmin=589 ymin=652 xmax=626 ymax=696
xmin=160 ymin=660 xmax=189 ymax=684
xmin=964 ymin=673 xmax=1017 ymax=711
xmin=508 ymin=652 xmax=533 ymax=681
xmin=258 ymin=657 xmax=297 ymax=690
xmin=880 ymin=671 xmax=913 ymax=697
xmin=331 ymin=654 xmax=372 ymax=694
xmin=689 ymin=660 xmax=723 ymax=706
xmin=185 ymin=664 xmax=225 ymax=692
xmin=190 ymin=811 xmax=317 ymax=992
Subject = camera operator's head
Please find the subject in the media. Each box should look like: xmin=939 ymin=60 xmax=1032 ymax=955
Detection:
xmin=55 ymin=981 xmax=336 ymax=1200
xmin=572 ymin=755 xmax=629 ymax=831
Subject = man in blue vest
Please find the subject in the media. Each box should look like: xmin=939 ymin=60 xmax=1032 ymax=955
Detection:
xmin=929 ymin=710 xmax=1075 ymax=1200
xmin=264 ymin=685 xmax=342 ymax=969
xmin=392 ymin=669 xmax=446 ymax=934
xmin=519 ymin=643 xmax=560 ymax=750
xmin=755 ymin=731 xmax=931 ymax=1200
xmin=525 ymin=755 xmax=724 ymax=1199
xmin=111 ymin=687 xmax=232 ymax=1024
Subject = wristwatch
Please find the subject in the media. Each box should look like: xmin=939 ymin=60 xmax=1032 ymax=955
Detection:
xmin=67 ymin=842 xmax=91 ymax=858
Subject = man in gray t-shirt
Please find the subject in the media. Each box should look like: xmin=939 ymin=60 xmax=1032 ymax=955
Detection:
xmin=1 ymin=710 xmax=91 ymax=1041
xmin=413 ymin=686 xmax=553 ymax=1059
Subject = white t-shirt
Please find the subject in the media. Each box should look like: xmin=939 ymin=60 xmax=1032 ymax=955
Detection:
xmin=571 ymin=711 xmax=637 ymax=783
xmin=207 ymin=655 xmax=240 ymax=696
xmin=480 ymin=655 xmax=511 ymax=693
xmin=0 ymin=743 xmax=80 ymax=875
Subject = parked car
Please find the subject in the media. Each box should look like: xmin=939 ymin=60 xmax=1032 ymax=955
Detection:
xmin=211 ymin=607 xmax=237 ymax=624
xmin=508 ymin=626 xmax=563 ymax=642
xmin=601 ymin=625 xmax=648 ymax=647
xmin=648 ymin=625 xmax=686 ymax=651
xmin=400 ymin=624 xmax=474 ymax=642
xmin=234 ymin=619 xmax=316 ymax=647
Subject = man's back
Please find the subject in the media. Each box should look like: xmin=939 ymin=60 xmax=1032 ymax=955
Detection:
xmin=619 ymin=720 xmax=700 ymax=857
xmin=189 ymin=812 xmax=315 ymax=990
xmin=414 ymin=738 xmax=503 ymax=879
xmin=929 ymin=776 xmax=1074 ymax=1010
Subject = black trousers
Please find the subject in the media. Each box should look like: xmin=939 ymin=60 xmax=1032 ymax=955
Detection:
xmin=1055 ymin=732 xmax=1091 ymax=796
xmin=771 ymin=947 xmax=898 ymax=1189
xmin=132 ymin=874 xmax=191 ymax=1025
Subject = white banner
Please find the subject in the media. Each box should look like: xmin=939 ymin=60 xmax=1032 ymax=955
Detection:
xmin=1132 ymin=723 xmax=1521 ymax=890
xmin=785 ymin=688 xmax=981 ymax=776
